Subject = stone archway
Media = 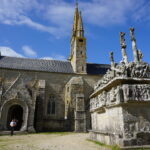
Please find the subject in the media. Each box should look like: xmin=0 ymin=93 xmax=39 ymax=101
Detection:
xmin=7 ymin=105 xmax=23 ymax=130
xmin=0 ymin=99 xmax=28 ymax=131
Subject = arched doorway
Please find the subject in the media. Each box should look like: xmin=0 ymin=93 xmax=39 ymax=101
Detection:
xmin=7 ymin=105 xmax=23 ymax=130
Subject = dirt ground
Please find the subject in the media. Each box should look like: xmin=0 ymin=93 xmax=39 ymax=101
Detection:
xmin=0 ymin=132 xmax=109 ymax=150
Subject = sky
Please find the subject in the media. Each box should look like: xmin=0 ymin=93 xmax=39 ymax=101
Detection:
xmin=0 ymin=0 xmax=150 ymax=65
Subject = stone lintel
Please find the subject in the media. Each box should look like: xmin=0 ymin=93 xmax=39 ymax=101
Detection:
xmin=90 ymin=101 xmax=150 ymax=113
xmin=90 ymin=77 xmax=150 ymax=98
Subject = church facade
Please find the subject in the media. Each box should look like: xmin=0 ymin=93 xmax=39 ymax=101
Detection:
xmin=0 ymin=5 xmax=109 ymax=133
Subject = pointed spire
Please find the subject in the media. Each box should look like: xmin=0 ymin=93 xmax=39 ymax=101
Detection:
xmin=76 ymin=0 xmax=78 ymax=8
xmin=77 ymin=11 xmax=84 ymax=37
xmin=69 ymin=0 xmax=80 ymax=60
xmin=72 ymin=1 xmax=79 ymax=34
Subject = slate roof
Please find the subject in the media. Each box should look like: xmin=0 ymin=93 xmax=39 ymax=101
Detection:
xmin=87 ymin=63 xmax=110 ymax=75
xmin=0 ymin=56 xmax=110 ymax=75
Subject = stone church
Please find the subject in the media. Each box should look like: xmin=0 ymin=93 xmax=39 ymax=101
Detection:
xmin=0 ymin=4 xmax=109 ymax=133
xmin=1 ymin=2 xmax=150 ymax=149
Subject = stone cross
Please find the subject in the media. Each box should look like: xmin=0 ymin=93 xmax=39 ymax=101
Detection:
xmin=137 ymin=50 xmax=143 ymax=62
xmin=130 ymin=28 xmax=139 ymax=63
xmin=109 ymin=52 xmax=115 ymax=67
xmin=120 ymin=32 xmax=128 ymax=64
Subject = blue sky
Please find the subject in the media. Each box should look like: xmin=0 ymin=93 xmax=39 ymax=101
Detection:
xmin=0 ymin=0 xmax=150 ymax=64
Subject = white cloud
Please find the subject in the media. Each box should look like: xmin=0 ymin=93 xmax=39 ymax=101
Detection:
xmin=0 ymin=0 xmax=59 ymax=37
xmin=0 ymin=46 xmax=66 ymax=61
xmin=0 ymin=46 xmax=23 ymax=57
xmin=43 ymin=1 xmax=74 ymax=35
xmin=0 ymin=0 xmax=149 ymax=37
xmin=132 ymin=1 xmax=150 ymax=22
xmin=41 ymin=57 xmax=53 ymax=60
xmin=80 ymin=0 xmax=145 ymax=26
xmin=22 ymin=45 xmax=37 ymax=57
xmin=42 ymin=55 xmax=66 ymax=61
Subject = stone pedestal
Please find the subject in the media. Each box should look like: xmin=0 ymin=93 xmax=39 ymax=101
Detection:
xmin=90 ymin=77 xmax=150 ymax=149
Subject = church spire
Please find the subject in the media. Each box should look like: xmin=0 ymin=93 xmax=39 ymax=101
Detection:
xmin=77 ymin=11 xmax=84 ymax=37
xmin=76 ymin=0 xmax=78 ymax=8
xmin=69 ymin=1 xmax=87 ymax=74
xmin=71 ymin=0 xmax=79 ymax=40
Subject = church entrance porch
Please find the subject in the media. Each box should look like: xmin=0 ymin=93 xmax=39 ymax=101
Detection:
xmin=7 ymin=105 xmax=23 ymax=130
xmin=0 ymin=99 xmax=29 ymax=132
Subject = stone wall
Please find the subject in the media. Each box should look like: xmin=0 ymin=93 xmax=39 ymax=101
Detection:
xmin=0 ymin=68 xmax=101 ymax=132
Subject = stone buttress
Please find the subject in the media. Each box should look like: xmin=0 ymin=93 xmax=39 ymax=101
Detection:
xmin=65 ymin=77 xmax=86 ymax=132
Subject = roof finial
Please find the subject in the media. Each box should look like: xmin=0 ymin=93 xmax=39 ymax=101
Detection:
xmin=76 ymin=0 xmax=78 ymax=8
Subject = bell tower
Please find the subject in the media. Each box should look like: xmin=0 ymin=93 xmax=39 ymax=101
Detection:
xmin=68 ymin=2 xmax=87 ymax=74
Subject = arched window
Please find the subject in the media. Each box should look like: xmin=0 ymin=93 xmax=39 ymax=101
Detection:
xmin=47 ymin=96 xmax=56 ymax=115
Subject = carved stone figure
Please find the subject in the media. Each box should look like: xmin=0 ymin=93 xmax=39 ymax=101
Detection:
xmin=120 ymin=32 xmax=128 ymax=64
xmin=138 ymin=115 xmax=150 ymax=132
xmin=137 ymin=50 xmax=143 ymax=62
xmin=130 ymin=28 xmax=139 ymax=63
xmin=109 ymin=52 xmax=115 ymax=67
xmin=90 ymin=28 xmax=150 ymax=148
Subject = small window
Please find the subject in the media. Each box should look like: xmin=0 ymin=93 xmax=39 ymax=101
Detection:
xmin=47 ymin=96 xmax=56 ymax=115
xmin=80 ymin=51 xmax=82 ymax=55
xmin=79 ymin=39 xmax=83 ymax=42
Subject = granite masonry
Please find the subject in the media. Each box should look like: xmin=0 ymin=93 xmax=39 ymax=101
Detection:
xmin=89 ymin=28 xmax=150 ymax=149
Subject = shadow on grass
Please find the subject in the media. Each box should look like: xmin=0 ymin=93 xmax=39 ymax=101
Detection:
xmin=87 ymin=139 xmax=120 ymax=150
xmin=87 ymin=139 xmax=150 ymax=150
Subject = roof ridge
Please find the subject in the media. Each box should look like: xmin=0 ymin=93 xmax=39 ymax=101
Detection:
xmin=87 ymin=62 xmax=110 ymax=66
xmin=0 ymin=56 xmax=69 ymax=63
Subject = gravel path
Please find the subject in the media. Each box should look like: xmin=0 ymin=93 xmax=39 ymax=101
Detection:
xmin=0 ymin=132 xmax=109 ymax=150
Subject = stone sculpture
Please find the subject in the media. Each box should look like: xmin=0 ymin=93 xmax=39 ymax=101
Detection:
xmin=120 ymin=32 xmax=128 ymax=64
xmin=90 ymin=28 xmax=150 ymax=149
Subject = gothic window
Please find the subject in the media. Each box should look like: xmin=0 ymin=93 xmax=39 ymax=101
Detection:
xmin=47 ymin=95 xmax=56 ymax=115
xmin=79 ymin=39 xmax=83 ymax=42
xmin=67 ymin=87 xmax=69 ymax=92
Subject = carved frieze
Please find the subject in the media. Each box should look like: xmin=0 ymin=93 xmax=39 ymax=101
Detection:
xmin=123 ymin=84 xmax=150 ymax=101
xmin=90 ymin=84 xmax=150 ymax=111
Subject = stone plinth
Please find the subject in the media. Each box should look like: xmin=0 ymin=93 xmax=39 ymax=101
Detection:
xmin=90 ymin=28 xmax=150 ymax=149
xmin=90 ymin=77 xmax=150 ymax=148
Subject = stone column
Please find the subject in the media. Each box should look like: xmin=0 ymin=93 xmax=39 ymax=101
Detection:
xmin=27 ymin=81 xmax=39 ymax=132
xmin=20 ymin=105 xmax=28 ymax=131
xmin=130 ymin=28 xmax=139 ymax=63
xmin=109 ymin=52 xmax=115 ymax=68
xmin=120 ymin=32 xmax=128 ymax=64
